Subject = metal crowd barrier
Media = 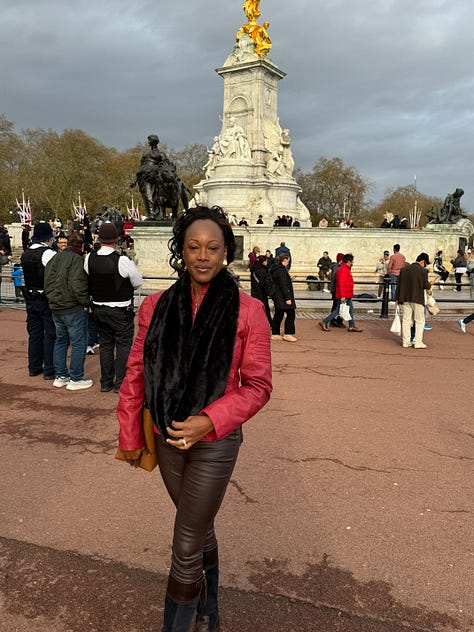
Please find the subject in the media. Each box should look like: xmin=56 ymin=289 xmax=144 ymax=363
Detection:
xmin=135 ymin=274 xmax=474 ymax=320
xmin=2 ymin=273 xmax=473 ymax=319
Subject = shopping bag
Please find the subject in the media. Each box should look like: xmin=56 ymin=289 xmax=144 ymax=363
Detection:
xmin=339 ymin=302 xmax=351 ymax=321
xmin=390 ymin=307 xmax=401 ymax=335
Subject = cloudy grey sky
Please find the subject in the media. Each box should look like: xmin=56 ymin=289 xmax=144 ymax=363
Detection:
xmin=2 ymin=0 xmax=473 ymax=211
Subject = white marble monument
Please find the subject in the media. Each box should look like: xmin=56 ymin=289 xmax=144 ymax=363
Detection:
xmin=193 ymin=3 xmax=311 ymax=227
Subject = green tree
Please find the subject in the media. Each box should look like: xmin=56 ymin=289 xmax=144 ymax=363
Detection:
xmin=370 ymin=184 xmax=443 ymax=228
xmin=172 ymin=143 xmax=208 ymax=192
xmin=297 ymin=157 xmax=373 ymax=226
xmin=0 ymin=115 xmax=23 ymax=223
xmin=17 ymin=128 xmax=113 ymax=221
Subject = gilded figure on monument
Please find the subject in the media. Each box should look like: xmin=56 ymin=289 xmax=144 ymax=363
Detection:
xmin=243 ymin=0 xmax=261 ymax=22
xmin=236 ymin=0 xmax=272 ymax=57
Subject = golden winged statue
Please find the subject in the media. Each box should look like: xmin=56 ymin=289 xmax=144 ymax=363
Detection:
xmin=236 ymin=0 xmax=272 ymax=57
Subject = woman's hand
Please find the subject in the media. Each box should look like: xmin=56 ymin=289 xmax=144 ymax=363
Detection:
xmin=121 ymin=447 xmax=148 ymax=467
xmin=166 ymin=415 xmax=215 ymax=450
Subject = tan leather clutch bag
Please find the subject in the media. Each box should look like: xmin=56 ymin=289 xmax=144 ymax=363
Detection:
xmin=115 ymin=407 xmax=158 ymax=472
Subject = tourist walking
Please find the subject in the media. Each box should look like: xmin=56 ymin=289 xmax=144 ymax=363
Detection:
xmin=319 ymin=253 xmax=363 ymax=333
xmin=21 ymin=224 xmax=31 ymax=251
xmin=270 ymin=253 xmax=298 ymax=341
xmin=117 ymin=205 xmax=272 ymax=632
xmin=247 ymin=245 xmax=260 ymax=270
xmin=457 ymin=313 xmax=474 ymax=333
xmin=375 ymin=250 xmax=390 ymax=297
xmin=466 ymin=249 xmax=474 ymax=277
xmin=20 ymin=222 xmax=57 ymax=379
xmin=433 ymin=250 xmax=449 ymax=288
xmin=387 ymin=244 xmax=406 ymax=300
xmin=11 ymin=263 xmax=24 ymax=302
xmin=328 ymin=252 xmax=345 ymax=328
xmin=395 ymin=253 xmax=433 ymax=349
xmin=84 ymin=221 xmax=142 ymax=393
xmin=0 ymin=247 xmax=12 ymax=303
xmin=451 ymin=249 xmax=467 ymax=292
xmin=44 ymin=234 xmax=92 ymax=391
xmin=265 ymin=249 xmax=276 ymax=270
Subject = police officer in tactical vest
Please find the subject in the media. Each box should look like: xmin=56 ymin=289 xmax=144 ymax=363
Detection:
xmin=21 ymin=221 xmax=57 ymax=378
xmin=84 ymin=221 xmax=142 ymax=392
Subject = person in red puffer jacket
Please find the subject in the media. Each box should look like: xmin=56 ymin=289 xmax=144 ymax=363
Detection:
xmin=319 ymin=253 xmax=363 ymax=332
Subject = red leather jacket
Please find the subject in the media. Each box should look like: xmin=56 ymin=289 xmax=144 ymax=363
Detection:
xmin=117 ymin=291 xmax=272 ymax=451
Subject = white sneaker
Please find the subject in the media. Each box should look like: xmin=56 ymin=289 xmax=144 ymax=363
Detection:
xmin=457 ymin=319 xmax=466 ymax=333
xmin=283 ymin=334 xmax=298 ymax=342
xmin=66 ymin=379 xmax=93 ymax=391
xmin=53 ymin=376 xmax=70 ymax=388
xmin=413 ymin=342 xmax=427 ymax=349
xmin=86 ymin=346 xmax=94 ymax=355
xmin=93 ymin=343 xmax=100 ymax=349
xmin=322 ymin=288 xmax=330 ymax=293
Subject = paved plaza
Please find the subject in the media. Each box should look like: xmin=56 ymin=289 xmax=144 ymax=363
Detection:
xmin=0 ymin=306 xmax=472 ymax=631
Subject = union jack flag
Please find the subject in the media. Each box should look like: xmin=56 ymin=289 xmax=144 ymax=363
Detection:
xmin=127 ymin=196 xmax=141 ymax=221
xmin=16 ymin=191 xmax=32 ymax=224
xmin=73 ymin=194 xmax=87 ymax=223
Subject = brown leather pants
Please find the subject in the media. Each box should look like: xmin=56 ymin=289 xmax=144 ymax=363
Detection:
xmin=157 ymin=429 xmax=241 ymax=593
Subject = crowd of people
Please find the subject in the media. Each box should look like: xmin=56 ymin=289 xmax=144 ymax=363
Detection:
xmin=312 ymin=243 xmax=474 ymax=347
xmin=17 ymin=219 xmax=142 ymax=391
xmin=247 ymin=241 xmax=298 ymax=342
xmin=228 ymin=213 xmax=301 ymax=227
xmin=245 ymin=240 xmax=474 ymax=348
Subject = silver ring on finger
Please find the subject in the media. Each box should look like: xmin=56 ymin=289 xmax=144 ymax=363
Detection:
xmin=182 ymin=438 xmax=187 ymax=447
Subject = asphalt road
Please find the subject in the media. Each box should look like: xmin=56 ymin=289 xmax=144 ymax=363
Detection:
xmin=0 ymin=306 xmax=472 ymax=632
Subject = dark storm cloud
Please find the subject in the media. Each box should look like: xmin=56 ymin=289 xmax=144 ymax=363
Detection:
xmin=1 ymin=0 xmax=473 ymax=210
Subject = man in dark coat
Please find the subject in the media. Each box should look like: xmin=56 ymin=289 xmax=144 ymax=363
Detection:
xmin=275 ymin=242 xmax=291 ymax=270
xmin=395 ymin=252 xmax=433 ymax=349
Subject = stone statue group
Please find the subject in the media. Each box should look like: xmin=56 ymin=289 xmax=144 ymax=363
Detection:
xmin=428 ymin=188 xmax=466 ymax=224
xmin=202 ymin=117 xmax=252 ymax=178
xmin=202 ymin=118 xmax=294 ymax=181
xmin=131 ymin=135 xmax=190 ymax=221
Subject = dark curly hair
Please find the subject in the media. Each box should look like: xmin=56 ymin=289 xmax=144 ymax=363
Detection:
xmin=168 ymin=205 xmax=236 ymax=273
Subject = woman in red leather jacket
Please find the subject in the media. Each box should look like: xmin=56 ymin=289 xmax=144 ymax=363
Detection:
xmin=117 ymin=206 xmax=272 ymax=632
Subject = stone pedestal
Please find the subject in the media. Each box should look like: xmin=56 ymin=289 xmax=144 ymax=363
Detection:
xmin=129 ymin=222 xmax=473 ymax=281
xmin=194 ymin=35 xmax=311 ymax=227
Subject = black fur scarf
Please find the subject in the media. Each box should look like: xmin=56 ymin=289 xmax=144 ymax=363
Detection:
xmin=143 ymin=269 xmax=240 ymax=438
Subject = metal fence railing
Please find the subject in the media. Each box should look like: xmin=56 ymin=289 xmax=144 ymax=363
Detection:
xmin=3 ymin=273 xmax=473 ymax=318
xmin=135 ymin=274 xmax=474 ymax=319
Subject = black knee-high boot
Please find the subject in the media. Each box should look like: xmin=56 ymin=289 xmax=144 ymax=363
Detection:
xmin=162 ymin=575 xmax=203 ymax=632
xmin=194 ymin=548 xmax=220 ymax=632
